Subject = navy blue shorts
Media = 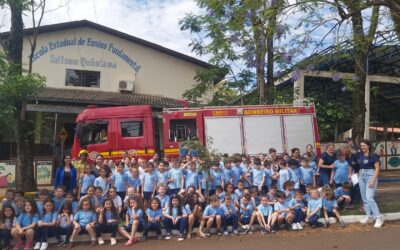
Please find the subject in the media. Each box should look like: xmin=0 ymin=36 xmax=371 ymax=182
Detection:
xmin=143 ymin=192 xmax=153 ymax=200
xmin=241 ymin=217 xmax=251 ymax=224
xmin=123 ymin=221 xmax=144 ymax=232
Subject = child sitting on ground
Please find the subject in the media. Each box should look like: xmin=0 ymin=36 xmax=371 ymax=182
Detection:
xmin=323 ymin=190 xmax=346 ymax=227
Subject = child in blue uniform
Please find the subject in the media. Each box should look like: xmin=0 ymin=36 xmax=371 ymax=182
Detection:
xmin=220 ymin=194 xmax=238 ymax=236
xmin=239 ymin=194 xmax=256 ymax=234
xmin=94 ymin=168 xmax=110 ymax=195
xmin=142 ymin=197 xmax=163 ymax=240
xmin=288 ymin=191 xmax=306 ymax=230
xmin=34 ymin=199 xmax=58 ymax=250
xmin=0 ymin=204 xmax=16 ymax=250
xmin=305 ymin=189 xmax=326 ymax=228
xmin=250 ymin=158 xmax=265 ymax=193
xmin=56 ymin=201 xmax=74 ymax=247
xmin=94 ymin=198 xmax=119 ymax=246
xmin=162 ymin=195 xmax=188 ymax=241
xmin=323 ymin=190 xmax=345 ymax=227
xmin=257 ymin=195 xmax=276 ymax=234
xmin=112 ymin=164 xmax=129 ymax=201
xmin=11 ymin=199 xmax=39 ymax=250
xmin=121 ymin=197 xmax=145 ymax=246
xmin=330 ymin=150 xmax=351 ymax=187
xmin=79 ymin=165 xmax=95 ymax=198
xmin=69 ymin=197 xmax=97 ymax=248
xmin=167 ymin=159 xmax=184 ymax=196
xmin=142 ymin=164 xmax=158 ymax=208
xmin=335 ymin=182 xmax=352 ymax=209
xmin=273 ymin=191 xmax=294 ymax=231
xmin=197 ymin=195 xmax=221 ymax=238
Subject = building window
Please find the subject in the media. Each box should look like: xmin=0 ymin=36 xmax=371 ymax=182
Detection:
xmin=65 ymin=69 xmax=100 ymax=87
xmin=121 ymin=121 xmax=143 ymax=137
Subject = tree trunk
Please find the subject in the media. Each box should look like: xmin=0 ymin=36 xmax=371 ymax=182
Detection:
xmin=7 ymin=1 xmax=38 ymax=192
xmin=349 ymin=3 xmax=367 ymax=144
xmin=7 ymin=3 xmax=24 ymax=74
xmin=14 ymin=102 xmax=37 ymax=192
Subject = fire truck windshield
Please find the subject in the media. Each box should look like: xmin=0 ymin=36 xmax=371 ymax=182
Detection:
xmin=78 ymin=121 xmax=109 ymax=146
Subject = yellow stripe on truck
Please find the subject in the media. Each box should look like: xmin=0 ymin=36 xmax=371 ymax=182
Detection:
xmin=164 ymin=148 xmax=179 ymax=154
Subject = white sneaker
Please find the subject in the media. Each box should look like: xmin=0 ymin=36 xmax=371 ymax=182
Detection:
xmin=97 ymin=237 xmax=105 ymax=245
xmin=110 ymin=238 xmax=117 ymax=246
xmin=292 ymin=223 xmax=298 ymax=230
xmin=34 ymin=242 xmax=41 ymax=250
xmin=296 ymin=223 xmax=303 ymax=230
xmin=374 ymin=217 xmax=384 ymax=228
xmin=360 ymin=216 xmax=373 ymax=224
xmin=39 ymin=243 xmax=48 ymax=250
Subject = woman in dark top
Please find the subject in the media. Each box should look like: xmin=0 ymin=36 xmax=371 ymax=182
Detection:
xmin=357 ymin=139 xmax=383 ymax=228
xmin=317 ymin=143 xmax=336 ymax=186
xmin=54 ymin=155 xmax=77 ymax=192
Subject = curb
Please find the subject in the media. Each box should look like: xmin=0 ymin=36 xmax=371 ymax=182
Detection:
xmin=341 ymin=212 xmax=400 ymax=223
xmin=47 ymin=212 xmax=400 ymax=244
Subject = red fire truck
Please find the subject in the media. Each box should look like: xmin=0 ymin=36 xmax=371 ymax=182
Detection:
xmin=71 ymin=104 xmax=321 ymax=161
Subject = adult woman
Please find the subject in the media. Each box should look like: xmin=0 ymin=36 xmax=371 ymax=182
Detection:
xmin=357 ymin=139 xmax=383 ymax=228
xmin=318 ymin=143 xmax=336 ymax=186
xmin=54 ymin=155 xmax=77 ymax=192
xmin=290 ymin=148 xmax=301 ymax=166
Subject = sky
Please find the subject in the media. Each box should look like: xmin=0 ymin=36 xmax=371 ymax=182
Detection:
xmin=0 ymin=0 xmax=395 ymax=70
xmin=0 ymin=0 xmax=205 ymax=60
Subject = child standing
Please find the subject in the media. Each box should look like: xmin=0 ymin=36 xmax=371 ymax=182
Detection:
xmin=250 ymin=158 xmax=265 ymax=193
xmin=162 ymin=195 xmax=188 ymax=241
xmin=305 ymin=189 xmax=326 ymax=228
xmin=142 ymin=198 xmax=163 ymax=241
xmin=69 ymin=197 xmax=97 ymax=248
xmin=94 ymin=168 xmax=110 ymax=195
xmin=112 ymin=164 xmax=129 ymax=201
xmin=79 ymin=165 xmax=95 ymax=198
xmin=210 ymin=162 xmax=224 ymax=196
xmin=142 ymin=164 xmax=158 ymax=208
xmin=167 ymin=159 xmax=184 ymax=196
xmin=330 ymin=150 xmax=352 ymax=187
xmin=94 ymin=198 xmax=119 ymax=246
xmin=155 ymin=162 xmax=169 ymax=186
xmin=0 ymin=204 xmax=16 ymax=250
xmin=277 ymin=160 xmax=290 ymax=191
xmin=184 ymin=162 xmax=200 ymax=191
xmin=34 ymin=199 xmax=58 ymax=250
xmin=299 ymin=157 xmax=315 ymax=190
xmin=11 ymin=199 xmax=39 ymax=250
xmin=127 ymin=168 xmax=141 ymax=196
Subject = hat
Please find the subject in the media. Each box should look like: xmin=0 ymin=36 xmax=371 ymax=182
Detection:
xmin=79 ymin=149 xmax=88 ymax=156
xmin=344 ymin=137 xmax=352 ymax=142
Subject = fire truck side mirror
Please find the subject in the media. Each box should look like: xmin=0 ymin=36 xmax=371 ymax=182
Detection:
xmin=76 ymin=123 xmax=83 ymax=141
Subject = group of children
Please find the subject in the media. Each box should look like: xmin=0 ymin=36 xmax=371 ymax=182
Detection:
xmin=0 ymin=151 xmax=354 ymax=249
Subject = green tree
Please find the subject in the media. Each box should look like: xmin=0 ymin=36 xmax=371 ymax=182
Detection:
xmin=180 ymin=0 xmax=285 ymax=105
xmin=287 ymin=0 xmax=382 ymax=143
xmin=0 ymin=0 xmax=46 ymax=192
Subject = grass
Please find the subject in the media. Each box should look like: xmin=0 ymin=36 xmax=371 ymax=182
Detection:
xmin=340 ymin=202 xmax=400 ymax=216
